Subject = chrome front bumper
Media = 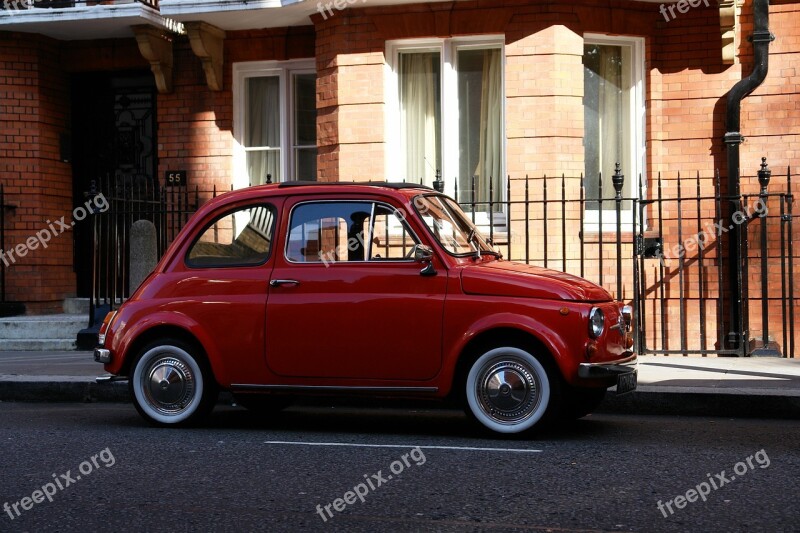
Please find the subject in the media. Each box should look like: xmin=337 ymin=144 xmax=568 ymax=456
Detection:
xmin=578 ymin=353 xmax=638 ymax=379
xmin=94 ymin=348 xmax=111 ymax=363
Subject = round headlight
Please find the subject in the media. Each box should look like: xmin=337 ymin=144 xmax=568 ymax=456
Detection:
xmin=589 ymin=307 xmax=605 ymax=338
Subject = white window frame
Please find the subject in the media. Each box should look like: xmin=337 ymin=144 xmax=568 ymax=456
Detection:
xmin=233 ymin=59 xmax=316 ymax=188
xmin=582 ymin=34 xmax=646 ymax=232
xmin=385 ymin=36 xmax=507 ymax=226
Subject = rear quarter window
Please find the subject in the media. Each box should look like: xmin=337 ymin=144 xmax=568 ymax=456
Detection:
xmin=186 ymin=204 xmax=275 ymax=267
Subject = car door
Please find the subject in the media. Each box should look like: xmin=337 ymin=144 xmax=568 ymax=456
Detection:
xmin=265 ymin=198 xmax=446 ymax=381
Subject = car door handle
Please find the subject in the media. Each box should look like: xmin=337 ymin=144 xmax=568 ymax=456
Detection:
xmin=270 ymin=279 xmax=300 ymax=287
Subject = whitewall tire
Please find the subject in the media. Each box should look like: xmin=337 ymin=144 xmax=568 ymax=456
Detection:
xmin=465 ymin=347 xmax=556 ymax=435
xmin=130 ymin=340 xmax=216 ymax=426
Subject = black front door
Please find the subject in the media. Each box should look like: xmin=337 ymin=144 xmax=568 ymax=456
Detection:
xmin=71 ymin=72 xmax=157 ymax=297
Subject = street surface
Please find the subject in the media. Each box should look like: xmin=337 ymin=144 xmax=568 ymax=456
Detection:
xmin=0 ymin=402 xmax=797 ymax=532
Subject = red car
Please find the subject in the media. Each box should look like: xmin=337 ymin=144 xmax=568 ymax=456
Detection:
xmin=95 ymin=182 xmax=636 ymax=435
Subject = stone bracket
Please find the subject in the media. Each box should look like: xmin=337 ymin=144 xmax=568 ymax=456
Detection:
xmin=719 ymin=0 xmax=742 ymax=65
xmin=132 ymin=25 xmax=174 ymax=94
xmin=185 ymin=21 xmax=226 ymax=91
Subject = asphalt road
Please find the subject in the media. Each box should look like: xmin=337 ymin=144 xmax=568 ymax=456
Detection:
xmin=0 ymin=403 xmax=797 ymax=532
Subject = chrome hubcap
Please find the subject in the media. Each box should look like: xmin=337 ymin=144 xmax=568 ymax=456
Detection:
xmin=143 ymin=357 xmax=196 ymax=415
xmin=477 ymin=360 xmax=540 ymax=423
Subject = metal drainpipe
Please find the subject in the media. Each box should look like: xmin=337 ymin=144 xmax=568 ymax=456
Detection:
xmin=723 ymin=0 xmax=774 ymax=353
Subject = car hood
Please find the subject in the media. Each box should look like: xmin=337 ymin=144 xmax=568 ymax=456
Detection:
xmin=461 ymin=261 xmax=613 ymax=302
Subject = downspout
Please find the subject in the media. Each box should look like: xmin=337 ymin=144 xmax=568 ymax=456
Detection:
xmin=723 ymin=0 xmax=774 ymax=352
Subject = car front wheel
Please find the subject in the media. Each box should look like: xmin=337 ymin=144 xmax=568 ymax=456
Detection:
xmin=464 ymin=346 xmax=558 ymax=435
xmin=130 ymin=339 xmax=217 ymax=426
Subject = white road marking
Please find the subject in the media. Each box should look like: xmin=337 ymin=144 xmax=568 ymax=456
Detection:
xmin=263 ymin=441 xmax=542 ymax=453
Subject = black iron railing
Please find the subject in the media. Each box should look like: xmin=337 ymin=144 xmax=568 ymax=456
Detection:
xmin=455 ymin=159 xmax=796 ymax=358
xmin=0 ymin=183 xmax=25 ymax=317
xmin=80 ymin=160 xmax=796 ymax=357
xmin=84 ymin=175 xmax=227 ymax=329
xmin=0 ymin=183 xmax=11 ymax=303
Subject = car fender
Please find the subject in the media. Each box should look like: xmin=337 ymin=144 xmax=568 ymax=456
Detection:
xmin=441 ymin=311 xmax=578 ymax=394
xmin=115 ymin=310 xmax=230 ymax=387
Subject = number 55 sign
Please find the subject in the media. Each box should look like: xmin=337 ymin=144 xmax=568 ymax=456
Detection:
xmin=165 ymin=171 xmax=187 ymax=187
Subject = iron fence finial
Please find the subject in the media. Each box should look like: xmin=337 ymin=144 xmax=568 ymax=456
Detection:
xmin=433 ymin=169 xmax=444 ymax=193
xmin=758 ymin=157 xmax=771 ymax=194
xmin=612 ymin=162 xmax=624 ymax=198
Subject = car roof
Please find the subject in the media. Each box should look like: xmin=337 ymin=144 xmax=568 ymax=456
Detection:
xmin=191 ymin=181 xmax=443 ymax=220
xmin=202 ymin=181 xmax=439 ymax=208
xmin=278 ymin=181 xmax=434 ymax=191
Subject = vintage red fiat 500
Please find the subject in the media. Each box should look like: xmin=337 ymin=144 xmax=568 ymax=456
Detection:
xmin=95 ymin=182 xmax=636 ymax=435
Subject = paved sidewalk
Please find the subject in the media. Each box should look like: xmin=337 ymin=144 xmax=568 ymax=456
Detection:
xmin=601 ymin=355 xmax=800 ymax=418
xmin=0 ymin=351 xmax=799 ymax=418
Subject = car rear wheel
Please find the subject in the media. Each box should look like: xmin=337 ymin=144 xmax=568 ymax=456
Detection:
xmin=130 ymin=339 xmax=217 ymax=426
xmin=464 ymin=347 xmax=558 ymax=435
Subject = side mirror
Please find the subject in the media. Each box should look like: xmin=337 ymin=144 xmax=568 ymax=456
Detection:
xmin=411 ymin=244 xmax=436 ymax=277
xmin=413 ymin=244 xmax=434 ymax=263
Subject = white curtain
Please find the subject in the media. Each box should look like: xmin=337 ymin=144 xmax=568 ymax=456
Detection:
xmin=246 ymin=76 xmax=281 ymax=185
xmin=400 ymin=53 xmax=439 ymax=185
xmin=473 ymin=49 xmax=503 ymax=207
xmin=598 ymin=46 xmax=622 ymax=200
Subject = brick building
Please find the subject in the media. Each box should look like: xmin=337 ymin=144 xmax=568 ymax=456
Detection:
xmin=0 ymin=0 xmax=798 ymax=355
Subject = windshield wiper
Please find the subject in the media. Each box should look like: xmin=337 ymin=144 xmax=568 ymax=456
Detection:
xmin=467 ymin=228 xmax=502 ymax=259
xmin=466 ymin=229 xmax=480 ymax=260
xmin=479 ymin=249 xmax=503 ymax=258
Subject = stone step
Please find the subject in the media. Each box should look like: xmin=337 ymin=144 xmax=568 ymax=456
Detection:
xmin=63 ymin=298 xmax=124 ymax=316
xmin=0 ymin=314 xmax=87 ymax=341
xmin=0 ymin=339 xmax=77 ymax=351
xmin=63 ymin=298 xmax=90 ymax=315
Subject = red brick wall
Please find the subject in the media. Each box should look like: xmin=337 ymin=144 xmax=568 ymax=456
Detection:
xmin=0 ymin=33 xmax=73 ymax=313
xmin=156 ymin=27 xmax=315 ymax=198
xmin=1 ymin=26 xmax=315 ymax=314
xmin=310 ymin=0 xmax=796 ymax=185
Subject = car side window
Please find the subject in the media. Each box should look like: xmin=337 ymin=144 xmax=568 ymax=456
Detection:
xmin=186 ymin=204 xmax=275 ymax=267
xmin=367 ymin=204 xmax=418 ymax=260
xmin=286 ymin=201 xmax=418 ymax=263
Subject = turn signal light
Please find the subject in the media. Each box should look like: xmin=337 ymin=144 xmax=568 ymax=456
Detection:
xmin=586 ymin=341 xmax=598 ymax=360
xmin=98 ymin=311 xmax=117 ymax=347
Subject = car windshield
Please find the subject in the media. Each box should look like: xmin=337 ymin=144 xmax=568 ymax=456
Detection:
xmin=413 ymin=195 xmax=496 ymax=257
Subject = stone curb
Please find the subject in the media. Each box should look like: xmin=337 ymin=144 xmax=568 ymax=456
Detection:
xmin=599 ymin=390 xmax=800 ymax=419
xmin=1 ymin=378 xmax=799 ymax=420
xmin=0 ymin=379 xmax=130 ymax=403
